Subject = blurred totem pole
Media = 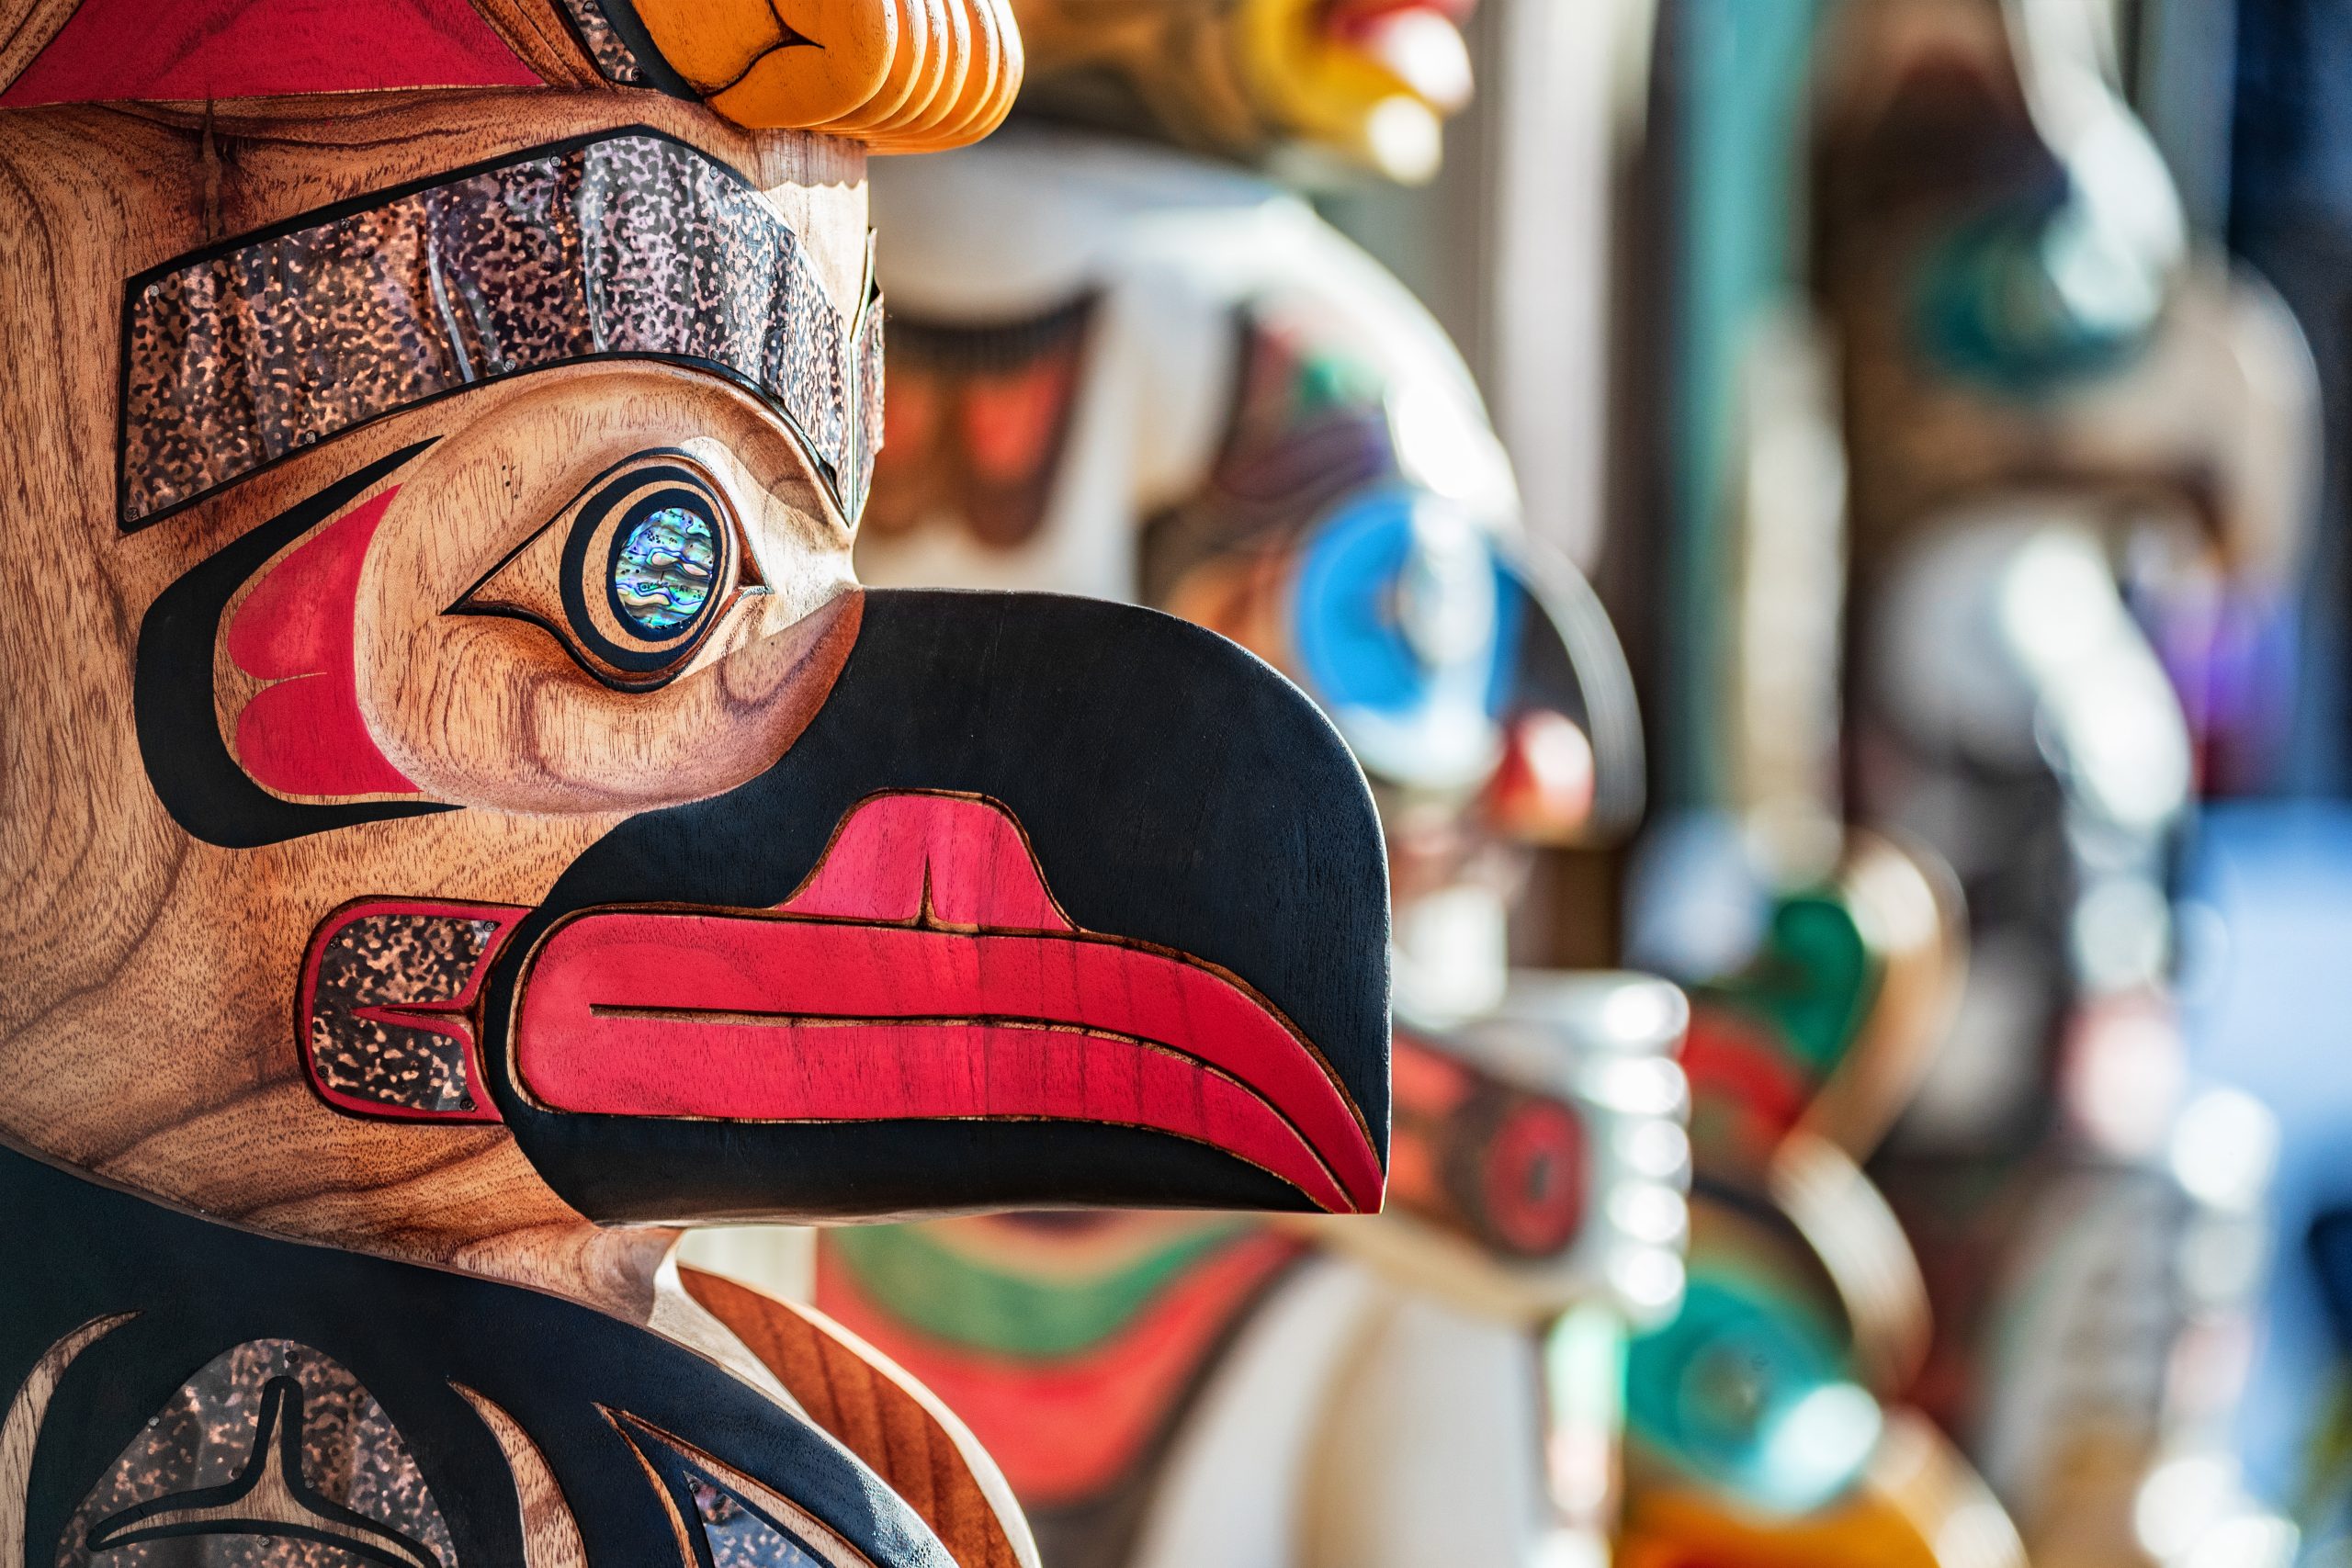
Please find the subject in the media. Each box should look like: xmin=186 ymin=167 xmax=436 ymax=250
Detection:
xmin=1805 ymin=1 xmax=2312 ymax=1564
xmin=810 ymin=5 xmax=1699 ymax=1566
xmin=1617 ymin=0 xmax=2312 ymax=1563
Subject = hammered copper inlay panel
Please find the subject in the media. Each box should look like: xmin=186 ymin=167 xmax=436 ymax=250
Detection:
xmin=56 ymin=1338 xmax=455 ymax=1568
xmin=555 ymin=0 xmax=650 ymax=84
xmin=122 ymin=132 xmax=883 ymax=528
xmin=307 ymin=912 xmax=506 ymax=1116
xmin=850 ymin=296 xmax=886 ymax=525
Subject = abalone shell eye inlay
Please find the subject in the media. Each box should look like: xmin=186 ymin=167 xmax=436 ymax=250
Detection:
xmin=612 ymin=504 xmax=718 ymax=636
xmin=547 ymin=463 xmax=740 ymax=682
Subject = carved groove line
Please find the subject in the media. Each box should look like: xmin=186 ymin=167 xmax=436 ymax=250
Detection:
xmin=453 ymin=1383 xmax=590 ymax=1568
xmin=0 ymin=1312 xmax=139 ymax=1568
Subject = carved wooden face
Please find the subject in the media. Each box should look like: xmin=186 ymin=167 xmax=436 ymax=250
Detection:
xmin=0 ymin=95 xmax=1390 ymax=1247
xmin=869 ymin=293 xmax=1621 ymax=851
xmin=1813 ymin=0 xmax=2188 ymax=555
xmin=1010 ymin=0 xmax=1476 ymax=179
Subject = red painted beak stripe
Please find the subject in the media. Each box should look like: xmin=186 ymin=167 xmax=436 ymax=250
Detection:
xmin=506 ymin=794 xmax=1385 ymax=1214
xmin=512 ymin=916 xmax=1371 ymax=1212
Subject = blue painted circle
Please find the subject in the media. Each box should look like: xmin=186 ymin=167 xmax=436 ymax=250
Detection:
xmin=1290 ymin=491 xmax=1523 ymax=725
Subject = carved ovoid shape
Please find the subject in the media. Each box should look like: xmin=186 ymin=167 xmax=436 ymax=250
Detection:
xmin=56 ymin=1339 xmax=456 ymax=1568
xmin=1388 ymin=1032 xmax=1588 ymax=1259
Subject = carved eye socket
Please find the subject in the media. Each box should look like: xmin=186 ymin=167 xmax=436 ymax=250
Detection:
xmin=562 ymin=468 xmax=735 ymax=672
xmin=457 ymin=454 xmax=765 ymax=689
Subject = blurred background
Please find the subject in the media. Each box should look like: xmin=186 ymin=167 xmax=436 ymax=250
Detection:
xmin=1326 ymin=0 xmax=2352 ymax=1562
xmin=682 ymin=2 xmax=2352 ymax=1563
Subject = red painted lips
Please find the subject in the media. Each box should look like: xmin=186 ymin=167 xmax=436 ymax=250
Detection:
xmin=503 ymin=792 xmax=1384 ymax=1213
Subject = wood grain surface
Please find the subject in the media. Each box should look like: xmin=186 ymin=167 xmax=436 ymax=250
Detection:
xmin=0 ymin=91 xmax=866 ymax=1323
xmin=684 ymin=1266 xmax=1033 ymax=1568
xmin=452 ymin=1384 xmax=593 ymax=1568
xmin=0 ymin=74 xmax=1391 ymax=1308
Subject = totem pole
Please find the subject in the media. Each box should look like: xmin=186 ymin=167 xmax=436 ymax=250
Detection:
xmin=0 ymin=6 xmax=1400 ymax=1568
xmin=1808 ymin=0 xmax=2311 ymax=1562
xmin=1614 ymin=835 xmax=2030 ymax=1568
xmin=807 ymin=6 xmax=1689 ymax=1566
xmin=1600 ymin=4 xmax=2135 ymax=1560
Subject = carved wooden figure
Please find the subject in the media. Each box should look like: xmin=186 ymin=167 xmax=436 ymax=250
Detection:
xmin=1805 ymin=3 xmax=2312 ymax=1561
xmin=0 ymin=7 xmax=1398 ymax=1568
xmin=820 ymin=78 xmax=1681 ymax=1565
xmin=1616 ymin=839 xmax=2026 ymax=1568
xmin=1003 ymin=0 xmax=1476 ymax=183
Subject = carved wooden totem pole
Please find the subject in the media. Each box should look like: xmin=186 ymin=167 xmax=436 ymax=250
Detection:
xmin=0 ymin=6 xmax=1399 ymax=1568
xmin=815 ymin=8 xmax=1691 ymax=1567
xmin=1808 ymin=1 xmax=2310 ymax=1562
xmin=1615 ymin=840 xmax=2031 ymax=1568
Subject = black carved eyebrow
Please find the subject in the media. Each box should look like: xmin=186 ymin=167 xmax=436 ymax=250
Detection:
xmin=117 ymin=127 xmax=883 ymax=533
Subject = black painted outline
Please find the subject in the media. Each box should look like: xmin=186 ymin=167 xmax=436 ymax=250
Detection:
xmin=86 ymin=1375 xmax=447 ymax=1568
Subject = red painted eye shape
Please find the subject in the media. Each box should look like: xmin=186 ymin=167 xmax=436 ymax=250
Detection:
xmin=454 ymin=454 xmax=763 ymax=689
xmin=1479 ymin=1098 xmax=1587 ymax=1257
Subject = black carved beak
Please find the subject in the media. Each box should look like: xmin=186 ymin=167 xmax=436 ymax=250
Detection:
xmin=474 ymin=589 xmax=1392 ymax=1223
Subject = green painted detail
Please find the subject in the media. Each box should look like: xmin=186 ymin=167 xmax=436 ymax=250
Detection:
xmin=1697 ymin=890 xmax=1879 ymax=1084
xmin=827 ymin=1221 xmax=1253 ymax=1360
xmin=1627 ymin=1271 xmax=1877 ymax=1514
xmin=1290 ymin=348 xmax=1384 ymax=417
xmin=1752 ymin=893 xmax=1876 ymax=1077
xmin=1668 ymin=0 xmax=1826 ymax=807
